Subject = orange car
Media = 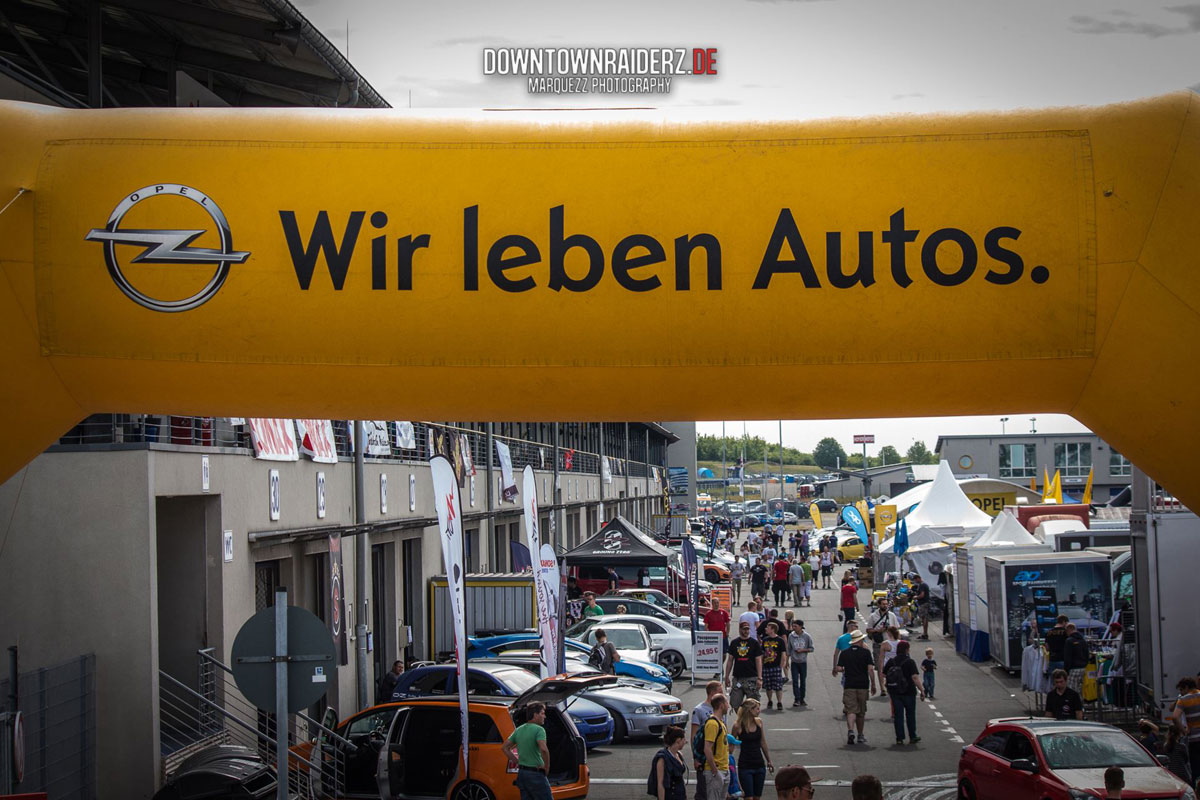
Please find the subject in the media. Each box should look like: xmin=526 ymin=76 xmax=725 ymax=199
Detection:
xmin=294 ymin=673 xmax=614 ymax=800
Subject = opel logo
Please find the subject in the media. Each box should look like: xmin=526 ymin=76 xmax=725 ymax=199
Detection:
xmin=85 ymin=183 xmax=250 ymax=313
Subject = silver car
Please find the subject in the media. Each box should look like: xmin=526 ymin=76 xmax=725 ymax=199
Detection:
xmin=491 ymin=656 xmax=688 ymax=742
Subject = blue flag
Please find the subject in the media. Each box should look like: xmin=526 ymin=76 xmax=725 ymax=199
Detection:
xmin=842 ymin=505 xmax=869 ymax=545
xmin=894 ymin=516 xmax=910 ymax=561
xmin=681 ymin=539 xmax=699 ymax=642
xmin=509 ymin=540 xmax=532 ymax=572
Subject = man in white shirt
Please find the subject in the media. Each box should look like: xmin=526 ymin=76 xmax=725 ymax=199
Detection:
xmin=739 ymin=600 xmax=762 ymax=640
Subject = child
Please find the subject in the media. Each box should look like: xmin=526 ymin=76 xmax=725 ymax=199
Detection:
xmin=920 ymin=648 xmax=937 ymax=700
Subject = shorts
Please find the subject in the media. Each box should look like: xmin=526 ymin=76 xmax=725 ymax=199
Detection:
xmin=917 ymin=602 xmax=930 ymax=623
xmin=801 ymin=581 xmax=811 ymax=597
xmin=821 ymin=566 xmax=832 ymax=577
xmin=763 ymin=664 xmax=784 ymax=691
xmin=842 ymin=687 xmax=869 ymax=717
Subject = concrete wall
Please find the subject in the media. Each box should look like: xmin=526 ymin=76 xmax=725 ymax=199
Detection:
xmin=0 ymin=451 xmax=156 ymax=799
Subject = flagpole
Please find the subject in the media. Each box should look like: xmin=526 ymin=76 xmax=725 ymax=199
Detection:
xmin=740 ymin=423 xmax=747 ymax=531
xmin=778 ymin=421 xmax=784 ymax=522
xmin=722 ymin=422 xmax=727 ymax=510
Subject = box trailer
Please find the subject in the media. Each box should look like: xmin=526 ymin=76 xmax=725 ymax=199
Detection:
xmin=954 ymin=542 xmax=1051 ymax=661
xmin=984 ymin=551 xmax=1113 ymax=671
xmin=428 ymin=573 xmax=535 ymax=659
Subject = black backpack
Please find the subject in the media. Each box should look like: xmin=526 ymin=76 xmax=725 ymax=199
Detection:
xmin=1064 ymin=634 xmax=1089 ymax=671
xmin=884 ymin=657 xmax=914 ymax=694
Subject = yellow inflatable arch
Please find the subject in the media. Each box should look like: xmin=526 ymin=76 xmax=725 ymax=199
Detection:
xmin=1 ymin=94 xmax=1197 ymax=506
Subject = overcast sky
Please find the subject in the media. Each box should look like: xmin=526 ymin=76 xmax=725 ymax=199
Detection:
xmin=301 ymin=0 xmax=1198 ymax=455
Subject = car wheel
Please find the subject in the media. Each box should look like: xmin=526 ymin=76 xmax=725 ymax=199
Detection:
xmin=705 ymin=569 xmax=719 ymax=583
xmin=611 ymin=714 xmax=628 ymax=744
xmin=957 ymin=778 xmax=975 ymax=800
xmin=658 ymin=650 xmax=686 ymax=678
xmin=451 ymin=781 xmax=495 ymax=800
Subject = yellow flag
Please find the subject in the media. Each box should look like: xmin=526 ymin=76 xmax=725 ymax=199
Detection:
xmin=809 ymin=503 xmax=822 ymax=530
xmin=1051 ymin=470 xmax=1064 ymax=504
xmin=1082 ymin=467 xmax=1094 ymax=505
xmin=1043 ymin=467 xmax=1051 ymax=500
xmin=1030 ymin=475 xmax=1037 ymax=494
xmin=874 ymin=505 xmax=898 ymax=545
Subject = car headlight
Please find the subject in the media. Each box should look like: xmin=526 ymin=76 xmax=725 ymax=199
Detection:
xmin=633 ymin=705 xmax=660 ymax=714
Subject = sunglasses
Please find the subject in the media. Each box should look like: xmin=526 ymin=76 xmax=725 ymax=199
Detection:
xmin=784 ymin=785 xmax=814 ymax=797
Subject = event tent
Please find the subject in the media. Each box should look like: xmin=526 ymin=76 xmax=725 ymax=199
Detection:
xmin=885 ymin=476 xmax=1041 ymax=522
xmin=560 ymin=516 xmax=673 ymax=566
xmin=954 ymin=510 xmax=1051 ymax=660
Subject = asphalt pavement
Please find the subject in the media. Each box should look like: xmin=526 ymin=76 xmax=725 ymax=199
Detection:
xmin=584 ymin=560 xmax=1036 ymax=799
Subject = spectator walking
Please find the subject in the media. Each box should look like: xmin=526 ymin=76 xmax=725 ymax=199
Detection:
xmin=1170 ymin=676 xmax=1200 ymax=784
xmin=884 ymin=640 xmax=924 ymax=745
xmin=379 ymin=659 xmax=404 ymax=702
xmin=773 ymin=766 xmax=814 ymax=800
xmin=1064 ymin=622 xmax=1090 ymax=693
xmin=583 ymin=592 xmax=604 ymax=617
xmin=836 ymin=630 xmax=877 ymax=745
xmin=920 ymin=648 xmax=937 ymax=700
xmin=758 ymin=609 xmax=782 ymax=641
xmin=651 ymin=726 xmax=689 ymax=800
xmin=819 ymin=548 xmax=834 ymax=589
xmin=1103 ymin=766 xmax=1124 ymax=799
xmin=731 ymin=558 xmax=746 ymax=604
xmin=701 ymin=695 xmax=731 ymax=800
xmin=1161 ymin=721 xmax=1194 ymax=787
xmin=588 ymin=629 xmax=621 ymax=674
xmin=788 ymin=559 xmax=805 ymax=608
xmin=911 ymin=574 xmax=931 ymax=640
xmin=878 ymin=626 xmax=901 ymax=716
xmin=750 ymin=558 xmax=769 ymax=599
xmin=690 ymin=681 xmax=723 ymax=800
xmin=705 ymin=601 xmax=731 ymax=638
xmin=866 ymin=599 xmax=899 ymax=672
xmin=1045 ymin=668 xmax=1084 ymax=720
xmin=740 ymin=602 xmax=762 ymax=640
xmin=832 ymin=620 xmax=859 ymax=679
xmin=607 ymin=566 xmax=621 ymax=592
xmin=773 ymin=554 xmax=791 ymax=606
xmin=761 ymin=621 xmax=787 ymax=711
xmin=725 ymin=621 xmax=764 ymax=710
xmin=850 ymin=775 xmax=882 ymax=800
xmin=840 ymin=575 xmax=860 ymax=634
xmin=799 ymin=558 xmax=812 ymax=608
xmin=732 ymin=699 xmax=774 ymax=800
xmin=503 ymin=701 xmax=552 ymax=800
xmin=787 ymin=619 xmax=814 ymax=707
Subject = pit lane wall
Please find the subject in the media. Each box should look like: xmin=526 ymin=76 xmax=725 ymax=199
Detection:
xmin=0 ymin=94 xmax=1198 ymax=508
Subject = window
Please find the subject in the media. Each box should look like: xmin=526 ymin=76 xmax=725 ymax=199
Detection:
xmin=407 ymin=671 xmax=450 ymax=695
xmin=1037 ymin=731 xmax=1156 ymax=770
xmin=467 ymin=673 xmax=506 ymax=697
xmin=975 ymin=731 xmax=1010 ymax=756
xmin=1054 ymin=443 xmax=1092 ymax=477
xmin=1110 ymin=449 xmax=1132 ymax=477
xmin=1003 ymin=732 xmax=1036 ymax=762
xmin=347 ymin=708 xmax=397 ymax=738
xmin=998 ymin=444 xmax=1036 ymax=479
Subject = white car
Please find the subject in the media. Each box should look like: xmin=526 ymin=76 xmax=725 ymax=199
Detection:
xmin=572 ymin=622 xmax=659 ymax=672
xmin=568 ymin=615 xmax=695 ymax=677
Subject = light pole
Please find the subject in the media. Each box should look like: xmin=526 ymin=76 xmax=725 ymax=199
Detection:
xmin=1000 ymin=417 xmax=1009 ymax=435
xmin=1030 ymin=417 xmax=1037 ymax=434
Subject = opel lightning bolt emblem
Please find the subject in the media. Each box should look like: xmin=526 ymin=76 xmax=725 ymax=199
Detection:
xmin=85 ymin=183 xmax=250 ymax=312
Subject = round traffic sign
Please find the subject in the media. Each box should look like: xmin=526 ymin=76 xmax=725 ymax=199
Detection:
xmin=231 ymin=604 xmax=337 ymax=713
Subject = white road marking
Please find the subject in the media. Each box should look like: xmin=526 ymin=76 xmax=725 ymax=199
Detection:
xmin=773 ymin=728 xmax=810 ymax=731
xmin=950 ymin=735 xmax=965 ymax=743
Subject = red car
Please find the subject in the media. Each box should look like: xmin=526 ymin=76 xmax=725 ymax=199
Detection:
xmin=958 ymin=718 xmax=1195 ymax=800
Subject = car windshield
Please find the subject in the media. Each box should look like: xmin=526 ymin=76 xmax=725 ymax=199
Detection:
xmin=493 ymin=668 xmax=540 ymax=692
xmin=1037 ymin=731 xmax=1157 ymax=770
xmin=604 ymin=629 xmax=647 ymax=650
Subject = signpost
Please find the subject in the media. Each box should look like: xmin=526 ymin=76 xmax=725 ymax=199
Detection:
xmin=231 ymin=591 xmax=337 ymax=800
xmin=853 ymin=434 xmax=875 ymax=500
xmin=692 ymin=631 xmax=724 ymax=680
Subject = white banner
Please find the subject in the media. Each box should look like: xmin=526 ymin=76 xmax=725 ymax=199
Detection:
xmin=459 ymin=433 xmax=476 ymax=477
xmin=393 ymin=421 xmax=416 ymax=449
xmin=601 ymin=456 xmax=612 ymax=484
xmin=248 ymin=419 xmax=298 ymax=461
xmin=295 ymin=419 xmax=337 ymax=464
xmin=496 ymin=441 xmax=518 ymax=502
xmin=693 ymin=631 xmax=724 ymax=675
xmin=360 ymin=421 xmax=391 ymax=456
xmin=523 ymin=465 xmax=556 ymax=679
xmin=430 ymin=455 xmax=470 ymax=779
xmin=539 ymin=543 xmax=562 ymax=675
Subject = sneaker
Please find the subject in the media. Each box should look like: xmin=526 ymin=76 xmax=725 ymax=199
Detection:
xmin=847 ymin=731 xmax=856 ymax=746
xmin=917 ymin=634 xmax=929 ymax=640
xmin=799 ymin=701 xmax=807 ymax=707
xmin=792 ymin=701 xmax=802 ymax=707
xmin=910 ymin=736 xmax=921 ymax=744
xmin=896 ymin=738 xmax=905 ymax=745
xmin=857 ymin=734 xmax=867 ymax=744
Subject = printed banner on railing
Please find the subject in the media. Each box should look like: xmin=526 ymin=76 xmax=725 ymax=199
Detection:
xmin=393 ymin=421 xmax=416 ymax=450
xmin=296 ymin=419 xmax=337 ymax=464
xmin=248 ymin=418 xmax=298 ymax=461
xmin=430 ymin=455 xmax=470 ymax=777
xmin=459 ymin=433 xmax=476 ymax=477
xmin=328 ymin=533 xmax=349 ymax=664
xmin=601 ymin=456 xmax=612 ymax=484
xmin=363 ymin=421 xmax=391 ymax=456
xmin=496 ymin=440 xmax=518 ymax=502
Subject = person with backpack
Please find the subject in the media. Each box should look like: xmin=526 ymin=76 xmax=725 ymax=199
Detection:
xmin=690 ymin=681 xmax=723 ymax=800
xmin=884 ymin=640 xmax=924 ymax=745
xmin=648 ymin=726 xmax=689 ymax=800
xmin=1064 ymin=622 xmax=1090 ymax=693
xmin=588 ymin=628 xmax=620 ymax=674
xmin=700 ymin=695 xmax=731 ymax=800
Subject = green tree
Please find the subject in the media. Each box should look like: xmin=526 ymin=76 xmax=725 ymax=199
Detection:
xmin=878 ymin=445 xmax=901 ymax=465
xmin=813 ymin=437 xmax=847 ymax=469
xmin=906 ymin=440 xmax=936 ymax=464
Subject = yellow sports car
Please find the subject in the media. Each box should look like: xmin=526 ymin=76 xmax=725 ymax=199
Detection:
xmin=835 ymin=530 xmax=867 ymax=563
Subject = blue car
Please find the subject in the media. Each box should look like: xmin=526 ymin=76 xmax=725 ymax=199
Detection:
xmin=390 ymin=661 xmax=614 ymax=747
xmin=466 ymin=633 xmax=673 ymax=690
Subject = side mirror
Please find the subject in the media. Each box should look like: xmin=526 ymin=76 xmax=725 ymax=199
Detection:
xmin=1156 ymin=754 xmax=1170 ymax=766
xmin=1010 ymin=758 xmax=1038 ymax=774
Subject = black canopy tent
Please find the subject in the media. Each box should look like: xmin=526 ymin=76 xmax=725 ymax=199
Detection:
xmin=561 ymin=516 xmax=673 ymax=565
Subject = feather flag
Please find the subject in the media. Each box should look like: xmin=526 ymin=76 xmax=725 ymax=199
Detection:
xmin=894 ymin=516 xmax=910 ymax=561
xmin=1082 ymin=467 xmax=1094 ymax=505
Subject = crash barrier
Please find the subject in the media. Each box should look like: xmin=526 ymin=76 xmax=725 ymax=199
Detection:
xmin=1 ymin=94 xmax=1199 ymax=506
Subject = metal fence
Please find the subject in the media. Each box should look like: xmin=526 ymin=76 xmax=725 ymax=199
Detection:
xmin=158 ymin=649 xmax=351 ymax=798
xmin=0 ymin=654 xmax=95 ymax=800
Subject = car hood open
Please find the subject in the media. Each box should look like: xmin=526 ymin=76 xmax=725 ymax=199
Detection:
xmin=513 ymin=673 xmax=619 ymax=709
